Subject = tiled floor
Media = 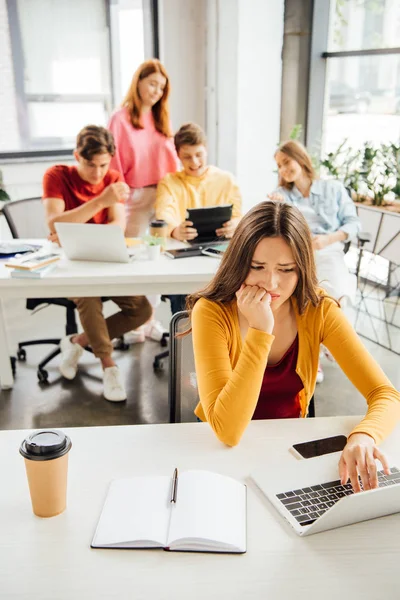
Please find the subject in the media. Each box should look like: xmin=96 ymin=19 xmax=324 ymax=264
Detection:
xmin=0 ymin=296 xmax=399 ymax=431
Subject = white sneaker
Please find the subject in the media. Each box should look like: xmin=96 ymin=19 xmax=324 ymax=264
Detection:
xmin=59 ymin=335 xmax=84 ymax=380
xmin=143 ymin=319 xmax=167 ymax=342
xmin=123 ymin=327 xmax=146 ymax=345
xmin=103 ymin=366 xmax=127 ymax=402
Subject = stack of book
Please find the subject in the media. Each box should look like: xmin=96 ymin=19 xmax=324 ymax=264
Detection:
xmin=5 ymin=252 xmax=61 ymax=279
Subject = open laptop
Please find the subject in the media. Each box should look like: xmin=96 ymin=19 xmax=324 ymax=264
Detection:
xmin=55 ymin=223 xmax=135 ymax=263
xmin=251 ymin=452 xmax=400 ymax=536
xmin=186 ymin=204 xmax=233 ymax=247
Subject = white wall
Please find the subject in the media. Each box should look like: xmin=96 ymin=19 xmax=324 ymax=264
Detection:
xmin=236 ymin=0 xmax=284 ymax=212
xmin=158 ymin=0 xmax=206 ymax=130
xmin=206 ymin=0 xmax=284 ymax=213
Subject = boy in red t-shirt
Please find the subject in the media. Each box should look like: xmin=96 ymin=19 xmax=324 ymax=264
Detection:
xmin=42 ymin=125 xmax=151 ymax=401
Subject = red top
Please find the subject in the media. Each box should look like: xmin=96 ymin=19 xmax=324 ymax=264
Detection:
xmin=42 ymin=165 xmax=123 ymax=225
xmin=253 ymin=335 xmax=303 ymax=419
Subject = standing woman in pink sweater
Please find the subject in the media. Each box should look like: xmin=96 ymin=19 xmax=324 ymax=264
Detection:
xmin=108 ymin=59 xmax=178 ymax=237
xmin=108 ymin=59 xmax=178 ymax=342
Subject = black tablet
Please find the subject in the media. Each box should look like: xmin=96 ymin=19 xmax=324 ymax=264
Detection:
xmin=186 ymin=205 xmax=233 ymax=243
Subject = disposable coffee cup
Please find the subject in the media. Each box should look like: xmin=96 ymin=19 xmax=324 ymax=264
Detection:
xmin=149 ymin=219 xmax=168 ymax=250
xmin=19 ymin=430 xmax=72 ymax=518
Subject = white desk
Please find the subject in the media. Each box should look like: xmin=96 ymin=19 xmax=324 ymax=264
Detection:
xmin=0 ymin=241 xmax=219 ymax=388
xmin=1 ymin=417 xmax=400 ymax=600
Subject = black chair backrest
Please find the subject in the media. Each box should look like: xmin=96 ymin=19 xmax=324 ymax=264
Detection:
xmin=2 ymin=197 xmax=48 ymax=239
xmin=168 ymin=311 xmax=199 ymax=423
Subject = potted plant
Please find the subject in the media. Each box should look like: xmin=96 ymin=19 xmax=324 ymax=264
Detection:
xmin=144 ymin=234 xmax=163 ymax=260
xmin=319 ymin=140 xmax=400 ymax=213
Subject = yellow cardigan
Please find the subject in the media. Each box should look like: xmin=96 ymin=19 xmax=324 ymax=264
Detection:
xmin=192 ymin=295 xmax=400 ymax=447
xmin=155 ymin=166 xmax=242 ymax=236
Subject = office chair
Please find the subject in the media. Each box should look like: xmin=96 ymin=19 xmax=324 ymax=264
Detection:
xmin=344 ymin=231 xmax=371 ymax=277
xmin=152 ymin=296 xmax=171 ymax=372
xmin=168 ymin=310 xmax=199 ymax=423
xmin=2 ymin=198 xmax=128 ymax=384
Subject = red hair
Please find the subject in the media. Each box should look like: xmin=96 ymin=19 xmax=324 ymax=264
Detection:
xmin=122 ymin=59 xmax=172 ymax=137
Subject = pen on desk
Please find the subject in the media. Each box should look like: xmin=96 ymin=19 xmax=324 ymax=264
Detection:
xmin=170 ymin=468 xmax=178 ymax=503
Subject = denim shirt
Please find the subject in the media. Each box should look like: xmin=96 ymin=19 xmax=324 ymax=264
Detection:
xmin=275 ymin=179 xmax=361 ymax=241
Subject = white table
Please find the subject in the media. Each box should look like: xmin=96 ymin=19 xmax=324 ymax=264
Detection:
xmin=1 ymin=417 xmax=400 ymax=600
xmin=0 ymin=240 xmax=219 ymax=388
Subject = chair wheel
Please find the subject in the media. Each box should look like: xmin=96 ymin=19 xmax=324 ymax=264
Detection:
xmin=37 ymin=369 xmax=49 ymax=384
xmin=10 ymin=356 xmax=16 ymax=376
xmin=114 ymin=339 xmax=130 ymax=351
xmin=17 ymin=349 xmax=27 ymax=361
xmin=153 ymin=358 xmax=164 ymax=372
xmin=160 ymin=336 xmax=168 ymax=348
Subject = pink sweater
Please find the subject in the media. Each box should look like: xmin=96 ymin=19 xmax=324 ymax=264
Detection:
xmin=108 ymin=108 xmax=178 ymax=188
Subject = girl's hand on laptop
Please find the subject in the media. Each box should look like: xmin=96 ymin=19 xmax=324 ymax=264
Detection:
xmin=171 ymin=221 xmax=198 ymax=242
xmin=236 ymin=284 xmax=274 ymax=334
xmin=339 ymin=433 xmax=390 ymax=493
xmin=216 ymin=218 xmax=240 ymax=239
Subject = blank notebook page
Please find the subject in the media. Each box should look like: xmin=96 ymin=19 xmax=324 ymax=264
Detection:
xmin=92 ymin=476 xmax=171 ymax=547
xmin=167 ymin=470 xmax=246 ymax=550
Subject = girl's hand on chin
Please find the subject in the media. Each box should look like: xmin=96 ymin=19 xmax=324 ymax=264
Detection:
xmin=236 ymin=284 xmax=274 ymax=334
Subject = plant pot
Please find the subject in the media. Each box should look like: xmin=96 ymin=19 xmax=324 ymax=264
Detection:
xmin=146 ymin=244 xmax=161 ymax=260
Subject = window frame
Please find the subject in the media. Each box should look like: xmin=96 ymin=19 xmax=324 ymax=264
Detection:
xmin=306 ymin=0 xmax=400 ymax=152
xmin=1 ymin=0 xmax=159 ymax=161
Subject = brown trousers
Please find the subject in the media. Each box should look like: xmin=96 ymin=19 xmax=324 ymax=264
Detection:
xmin=70 ymin=296 xmax=152 ymax=359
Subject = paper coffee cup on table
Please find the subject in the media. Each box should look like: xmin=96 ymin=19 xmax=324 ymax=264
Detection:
xmin=19 ymin=430 xmax=72 ymax=518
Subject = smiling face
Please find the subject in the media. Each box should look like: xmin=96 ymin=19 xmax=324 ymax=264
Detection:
xmin=178 ymin=144 xmax=208 ymax=177
xmin=137 ymin=72 xmax=167 ymax=108
xmin=275 ymin=150 xmax=303 ymax=185
xmin=244 ymin=236 xmax=299 ymax=311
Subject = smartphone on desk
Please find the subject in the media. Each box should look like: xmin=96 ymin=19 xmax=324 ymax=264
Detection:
xmin=290 ymin=435 xmax=347 ymax=460
xmin=164 ymin=247 xmax=203 ymax=259
xmin=201 ymin=242 xmax=229 ymax=258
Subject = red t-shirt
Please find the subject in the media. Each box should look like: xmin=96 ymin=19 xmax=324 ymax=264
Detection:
xmin=253 ymin=335 xmax=303 ymax=419
xmin=42 ymin=165 xmax=123 ymax=225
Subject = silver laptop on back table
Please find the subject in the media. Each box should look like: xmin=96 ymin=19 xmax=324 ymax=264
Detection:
xmin=55 ymin=223 xmax=134 ymax=263
xmin=251 ymin=452 xmax=400 ymax=536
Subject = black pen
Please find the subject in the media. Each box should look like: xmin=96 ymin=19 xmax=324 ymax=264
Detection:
xmin=170 ymin=467 xmax=178 ymax=503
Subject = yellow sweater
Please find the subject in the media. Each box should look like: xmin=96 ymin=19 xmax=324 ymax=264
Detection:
xmin=192 ymin=295 xmax=400 ymax=447
xmin=155 ymin=166 xmax=242 ymax=236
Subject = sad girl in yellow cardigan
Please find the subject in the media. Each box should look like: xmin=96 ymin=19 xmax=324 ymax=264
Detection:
xmin=188 ymin=201 xmax=400 ymax=493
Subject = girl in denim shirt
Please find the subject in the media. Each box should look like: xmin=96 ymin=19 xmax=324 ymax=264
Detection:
xmin=269 ymin=140 xmax=361 ymax=304
xmin=269 ymin=141 xmax=361 ymax=381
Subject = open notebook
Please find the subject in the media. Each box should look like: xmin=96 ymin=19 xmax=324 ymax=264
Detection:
xmin=91 ymin=470 xmax=246 ymax=553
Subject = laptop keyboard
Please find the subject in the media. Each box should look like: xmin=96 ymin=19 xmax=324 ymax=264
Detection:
xmin=276 ymin=467 xmax=400 ymax=527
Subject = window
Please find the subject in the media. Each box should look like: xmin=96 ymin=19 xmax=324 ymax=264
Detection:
xmin=323 ymin=0 xmax=400 ymax=153
xmin=1 ymin=0 xmax=149 ymax=156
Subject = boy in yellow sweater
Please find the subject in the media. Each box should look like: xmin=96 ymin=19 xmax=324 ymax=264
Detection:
xmin=155 ymin=122 xmax=242 ymax=242
xmin=155 ymin=122 xmax=243 ymax=313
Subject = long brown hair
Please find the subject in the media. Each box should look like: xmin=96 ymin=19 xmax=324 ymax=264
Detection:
xmin=276 ymin=140 xmax=316 ymax=190
xmin=122 ymin=59 xmax=172 ymax=136
xmin=186 ymin=201 xmax=321 ymax=318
